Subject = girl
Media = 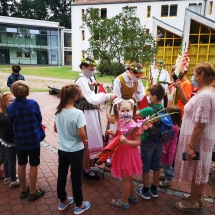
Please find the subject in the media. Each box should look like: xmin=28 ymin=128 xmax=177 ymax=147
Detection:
xmin=0 ymin=92 xmax=19 ymax=187
xmin=107 ymin=99 xmax=142 ymax=209
xmin=0 ymin=93 xmax=5 ymax=179
xmin=159 ymin=105 xmax=181 ymax=187
xmin=54 ymin=84 xmax=90 ymax=214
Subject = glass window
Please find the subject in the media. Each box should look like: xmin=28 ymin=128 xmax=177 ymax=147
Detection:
xmin=18 ymin=28 xmax=28 ymax=33
xmin=190 ymin=20 xmax=200 ymax=34
xmin=209 ymin=1 xmax=213 ymax=15
xmin=0 ymin=26 xmax=5 ymax=31
xmin=101 ymin=8 xmax=107 ymax=18
xmin=147 ymin=6 xmax=151 ymax=18
xmin=82 ymin=30 xmax=85 ymax=41
xmin=200 ymin=35 xmax=209 ymax=44
xmin=201 ymin=25 xmax=210 ymax=34
xmin=30 ymin=29 xmax=40 ymax=34
xmin=6 ymin=27 xmax=17 ymax=33
xmin=82 ymin=9 xmax=85 ymax=20
xmin=64 ymin=33 xmax=71 ymax=47
xmin=51 ymin=30 xmax=58 ymax=35
xmin=170 ymin=5 xmax=177 ymax=16
xmin=161 ymin=5 xmax=168 ymax=17
xmin=41 ymin=35 xmax=49 ymax=46
xmin=189 ymin=35 xmax=199 ymax=44
xmin=41 ymin=29 xmax=50 ymax=35
xmin=51 ymin=35 xmax=58 ymax=47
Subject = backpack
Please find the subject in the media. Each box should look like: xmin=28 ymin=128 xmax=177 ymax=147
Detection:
xmin=148 ymin=106 xmax=174 ymax=144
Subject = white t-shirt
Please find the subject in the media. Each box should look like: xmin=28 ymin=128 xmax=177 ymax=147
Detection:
xmin=55 ymin=108 xmax=86 ymax=152
xmin=151 ymin=69 xmax=170 ymax=93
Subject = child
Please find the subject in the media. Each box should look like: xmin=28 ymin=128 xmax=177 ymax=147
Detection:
xmin=0 ymin=93 xmax=5 ymax=179
xmin=136 ymin=83 xmax=165 ymax=200
xmin=159 ymin=105 xmax=181 ymax=187
xmin=7 ymin=81 xmax=45 ymax=201
xmin=7 ymin=64 xmax=25 ymax=89
xmin=0 ymin=92 xmax=19 ymax=187
xmin=107 ymin=99 xmax=142 ymax=209
xmin=54 ymin=84 xmax=90 ymax=214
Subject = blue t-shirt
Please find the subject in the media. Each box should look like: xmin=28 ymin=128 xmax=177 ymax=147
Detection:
xmin=55 ymin=108 xmax=86 ymax=152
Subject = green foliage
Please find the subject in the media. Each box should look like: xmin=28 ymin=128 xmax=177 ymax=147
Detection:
xmin=98 ymin=61 xmax=125 ymax=77
xmin=1 ymin=0 xmax=72 ymax=29
xmin=81 ymin=6 xmax=157 ymax=68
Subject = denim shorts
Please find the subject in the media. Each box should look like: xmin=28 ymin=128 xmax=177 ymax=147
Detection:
xmin=141 ymin=138 xmax=162 ymax=173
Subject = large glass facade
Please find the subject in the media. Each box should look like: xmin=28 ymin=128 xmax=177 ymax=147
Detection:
xmin=189 ymin=19 xmax=215 ymax=78
xmin=0 ymin=25 xmax=61 ymax=65
xmin=156 ymin=26 xmax=182 ymax=73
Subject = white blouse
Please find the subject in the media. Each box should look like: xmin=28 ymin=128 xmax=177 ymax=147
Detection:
xmin=113 ymin=72 xmax=145 ymax=102
xmin=76 ymin=73 xmax=110 ymax=105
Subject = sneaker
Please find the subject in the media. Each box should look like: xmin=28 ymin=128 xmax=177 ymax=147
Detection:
xmin=4 ymin=178 xmax=11 ymax=185
xmin=159 ymin=179 xmax=172 ymax=188
xmin=135 ymin=187 xmax=150 ymax=200
xmin=149 ymin=185 xmax=158 ymax=198
xmin=10 ymin=179 xmax=20 ymax=188
xmin=58 ymin=197 xmax=74 ymax=212
xmin=74 ymin=201 xmax=90 ymax=215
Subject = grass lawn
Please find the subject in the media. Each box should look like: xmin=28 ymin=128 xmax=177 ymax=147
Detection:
xmin=0 ymin=65 xmax=147 ymax=85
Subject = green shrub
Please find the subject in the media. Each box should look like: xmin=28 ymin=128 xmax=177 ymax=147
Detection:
xmin=98 ymin=61 xmax=125 ymax=77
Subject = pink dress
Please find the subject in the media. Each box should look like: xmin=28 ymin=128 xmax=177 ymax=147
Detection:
xmin=161 ymin=125 xmax=179 ymax=166
xmin=174 ymin=90 xmax=215 ymax=184
xmin=111 ymin=119 xmax=143 ymax=178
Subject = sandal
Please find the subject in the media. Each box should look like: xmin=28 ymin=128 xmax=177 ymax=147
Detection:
xmin=158 ymin=179 xmax=172 ymax=187
xmin=20 ymin=187 xmax=30 ymax=199
xmin=174 ymin=201 xmax=200 ymax=213
xmin=28 ymin=188 xmax=45 ymax=202
xmin=83 ymin=170 xmax=100 ymax=180
xmin=111 ymin=199 xmax=129 ymax=209
xmin=128 ymin=196 xmax=138 ymax=203
xmin=183 ymin=195 xmax=204 ymax=208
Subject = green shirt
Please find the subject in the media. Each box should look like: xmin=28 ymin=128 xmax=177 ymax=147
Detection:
xmin=139 ymin=104 xmax=164 ymax=141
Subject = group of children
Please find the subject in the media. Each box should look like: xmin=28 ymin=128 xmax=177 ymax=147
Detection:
xmin=0 ymin=78 xmax=181 ymax=214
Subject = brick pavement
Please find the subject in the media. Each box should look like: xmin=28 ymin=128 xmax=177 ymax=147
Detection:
xmin=0 ymin=92 xmax=214 ymax=215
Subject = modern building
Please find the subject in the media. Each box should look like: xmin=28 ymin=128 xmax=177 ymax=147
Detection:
xmin=72 ymin=0 xmax=215 ymax=78
xmin=0 ymin=16 xmax=72 ymax=66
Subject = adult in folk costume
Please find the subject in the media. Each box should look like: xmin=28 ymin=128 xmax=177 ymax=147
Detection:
xmin=75 ymin=58 xmax=117 ymax=179
xmin=105 ymin=63 xmax=145 ymax=167
xmin=113 ymin=63 xmax=145 ymax=102
xmin=151 ymin=60 xmax=170 ymax=107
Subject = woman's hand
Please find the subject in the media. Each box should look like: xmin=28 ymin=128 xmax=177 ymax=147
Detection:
xmin=162 ymin=150 xmax=167 ymax=155
xmin=110 ymin=93 xmax=117 ymax=100
xmin=106 ymin=130 xmax=116 ymax=137
xmin=186 ymin=148 xmax=196 ymax=160
xmin=174 ymin=80 xmax=183 ymax=90
xmin=119 ymin=135 xmax=127 ymax=143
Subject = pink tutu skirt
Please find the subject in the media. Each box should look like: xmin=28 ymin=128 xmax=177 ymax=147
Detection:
xmin=111 ymin=143 xmax=142 ymax=178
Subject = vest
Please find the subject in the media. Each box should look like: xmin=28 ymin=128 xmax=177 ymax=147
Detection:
xmin=118 ymin=74 xmax=138 ymax=100
xmin=75 ymin=75 xmax=99 ymax=110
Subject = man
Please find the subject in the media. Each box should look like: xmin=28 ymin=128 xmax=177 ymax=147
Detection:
xmin=7 ymin=64 xmax=25 ymax=89
xmin=151 ymin=61 xmax=170 ymax=107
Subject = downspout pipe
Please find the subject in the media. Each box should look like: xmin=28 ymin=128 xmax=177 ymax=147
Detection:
xmin=204 ymin=0 xmax=207 ymax=16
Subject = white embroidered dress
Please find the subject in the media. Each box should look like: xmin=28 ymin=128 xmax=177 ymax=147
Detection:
xmin=174 ymin=89 xmax=215 ymax=184
xmin=76 ymin=74 xmax=110 ymax=159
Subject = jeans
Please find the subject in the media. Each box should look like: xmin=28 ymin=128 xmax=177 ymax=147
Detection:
xmin=4 ymin=146 xmax=17 ymax=182
xmin=57 ymin=149 xmax=84 ymax=206
xmin=162 ymin=164 xmax=174 ymax=181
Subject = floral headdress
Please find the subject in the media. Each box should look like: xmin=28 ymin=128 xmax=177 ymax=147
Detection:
xmin=81 ymin=58 xmax=99 ymax=67
xmin=127 ymin=63 xmax=144 ymax=74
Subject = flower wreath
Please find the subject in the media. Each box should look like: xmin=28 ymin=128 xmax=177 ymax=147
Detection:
xmin=127 ymin=63 xmax=144 ymax=74
xmin=81 ymin=58 xmax=99 ymax=67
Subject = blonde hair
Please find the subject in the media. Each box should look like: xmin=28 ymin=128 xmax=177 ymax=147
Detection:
xmin=1 ymin=92 xmax=13 ymax=112
xmin=11 ymin=80 xmax=29 ymax=99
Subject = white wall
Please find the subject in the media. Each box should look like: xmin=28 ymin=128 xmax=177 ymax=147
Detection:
xmin=72 ymin=0 xmax=205 ymax=71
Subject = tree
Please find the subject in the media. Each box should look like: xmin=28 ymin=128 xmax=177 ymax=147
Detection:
xmin=81 ymin=6 xmax=157 ymax=67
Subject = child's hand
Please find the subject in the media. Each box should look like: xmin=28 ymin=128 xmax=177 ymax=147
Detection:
xmin=106 ymin=130 xmax=116 ymax=137
xmin=83 ymin=139 xmax=88 ymax=145
xmin=120 ymin=135 xmax=127 ymax=143
xmin=162 ymin=150 xmax=167 ymax=155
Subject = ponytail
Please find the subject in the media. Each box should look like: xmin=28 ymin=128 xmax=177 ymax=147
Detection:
xmin=55 ymin=84 xmax=81 ymax=115
xmin=132 ymin=104 xmax=137 ymax=119
xmin=113 ymin=104 xmax=119 ymax=122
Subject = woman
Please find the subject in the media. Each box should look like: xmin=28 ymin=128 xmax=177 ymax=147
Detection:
xmin=173 ymin=62 xmax=215 ymax=212
xmin=75 ymin=58 xmax=117 ymax=179
xmin=113 ymin=63 xmax=145 ymax=101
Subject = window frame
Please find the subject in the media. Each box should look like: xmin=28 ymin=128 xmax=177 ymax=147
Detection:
xmin=147 ymin=6 xmax=151 ymax=18
xmin=161 ymin=5 xmax=169 ymax=17
xmin=209 ymin=1 xmax=213 ymax=15
xmin=170 ymin=4 xmax=178 ymax=17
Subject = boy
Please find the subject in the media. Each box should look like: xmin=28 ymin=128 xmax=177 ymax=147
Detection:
xmin=136 ymin=83 xmax=165 ymax=200
xmin=7 ymin=64 xmax=25 ymax=89
xmin=7 ymin=80 xmax=45 ymax=201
